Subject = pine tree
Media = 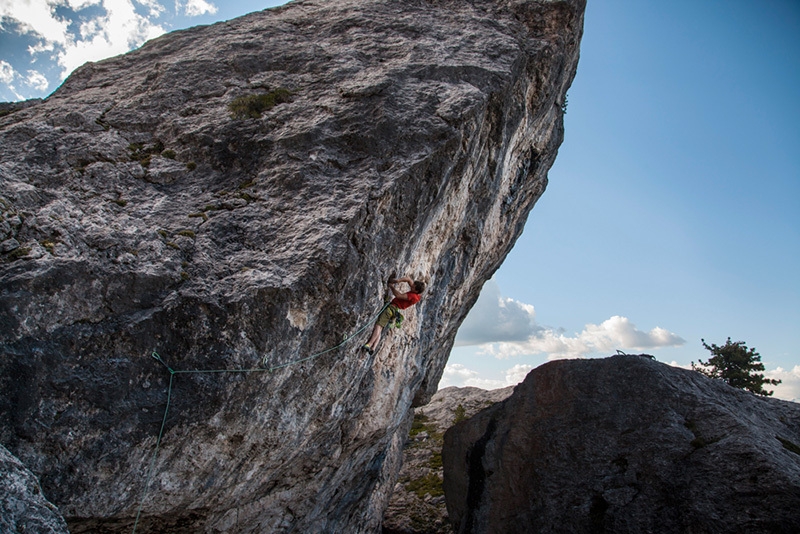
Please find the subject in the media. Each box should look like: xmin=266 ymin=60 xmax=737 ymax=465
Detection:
xmin=692 ymin=338 xmax=781 ymax=396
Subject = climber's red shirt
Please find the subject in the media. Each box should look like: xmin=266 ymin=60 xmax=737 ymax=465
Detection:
xmin=392 ymin=292 xmax=420 ymax=310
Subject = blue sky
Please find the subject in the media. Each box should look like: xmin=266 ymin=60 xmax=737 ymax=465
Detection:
xmin=447 ymin=0 xmax=800 ymax=401
xmin=2 ymin=1 xmax=798 ymax=400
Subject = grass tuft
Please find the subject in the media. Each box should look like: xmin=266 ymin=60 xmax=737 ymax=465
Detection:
xmin=777 ymin=436 xmax=800 ymax=456
xmin=228 ymin=88 xmax=292 ymax=119
xmin=405 ymin=473 xmax=444 ymax=499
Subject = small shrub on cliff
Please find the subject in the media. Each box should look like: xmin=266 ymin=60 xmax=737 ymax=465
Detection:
xmin=128 ymin=141 xmax=165 ymax=167
xmin=692 ymin=338 xmax=781 ymax=396
xmin=406 ymin=473 xmax=444 ymax=499
xmin=228 ymin=88 xmax=292 ymax=119
xmin=409 ymin=413 xmax=430 ymax=438
xmin=453 ymin=404 xmax=467 ymax=424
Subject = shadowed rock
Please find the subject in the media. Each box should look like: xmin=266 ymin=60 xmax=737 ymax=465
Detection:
xmin=443 ymin=355 xmax=800 ymax=534
xmin=0 ymin=444 xmax=69 ymax=534
xmin=0 ymin=0 xmax=584 ymax=531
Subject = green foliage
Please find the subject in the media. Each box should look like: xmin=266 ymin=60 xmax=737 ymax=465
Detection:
xmin=7 ymin=246 xmax=30 ymax=260
xmin=95 ymin=116 xmax=110 ymax=130
xmin=407 ymin=412 xmax=443 ymax=449
xmin=692 ymin=338 xmax=781 ymax=396
xmin=777 ymin=436 xmax=800 ymax=456
xmin=177 ymin=229 xmax=196 ymax=238
xmin=409 ymin=413 xmax=430 ymax=438
xmin=683 ymin=419 xmax=719 ymax=449
xmin=453 ymin=403 xmax=467 ymax=424
xmin=161 ymin=149 xmax=176 ymax=159
xmin=405 ymin=472 xmax=444 ymax=498
xmin=428 ymin=450 xmax=443 ymax=470
xmin=228 ymin=88 xmax=292 ymax=119
xmin=186 ymin=161 xmax=197 ymax=171
xmin=128 ymin=141 xmax=165 ymax=167
xmin=40 ymin=240 xmax=57 ymax=254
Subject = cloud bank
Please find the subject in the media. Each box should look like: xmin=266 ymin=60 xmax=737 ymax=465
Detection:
xmin=454 ymin=281 xmax=539 ymax=346
xmin=768 ymin=366 xmax=800 ymax=403
xmin=0 ymin=0 xmax=219 ymax=99
xmin=455 ymin=280 xmax=685 ymax=359
xmin=439 ymin=363 xmax=533 ymax=390
xmin=441 ymin=361 xmax=799 ymax=404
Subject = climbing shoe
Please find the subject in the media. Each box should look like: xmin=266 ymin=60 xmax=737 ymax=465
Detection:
xmin=362 ymin=344 xmax=373 ymax=355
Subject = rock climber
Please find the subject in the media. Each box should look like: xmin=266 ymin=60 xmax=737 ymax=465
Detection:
xmin=362 ymin=276 xmax=425 ymax=355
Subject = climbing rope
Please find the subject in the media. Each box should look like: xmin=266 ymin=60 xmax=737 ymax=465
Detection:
xmin=131 ymin=301 xmax=391 ymax=534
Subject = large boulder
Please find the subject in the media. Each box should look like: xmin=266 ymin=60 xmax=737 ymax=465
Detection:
xmin=443 ymin=355 xmax=800 ymax=534
xmin=0 ymin=0 xmax=585 ymax=531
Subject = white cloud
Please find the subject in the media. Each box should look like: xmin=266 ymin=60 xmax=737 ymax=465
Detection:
xmin=57 ymin=0 xmax=167 ymax=78
xmin=455 ymin=280 xmax=538 ymax=346
xmin=484 ymin=315 xmax=685 ymax=360
xmin=504 ymin=363 xmax=534 ymax=385
xmin=768 ymin=366 xmax=800 ymax=403
xmin=182 ymin=0 xmax=217 ymax=16
xmin=27 ymin=41 xmax=56 ymax=57
xmin=0 ymin=61 xmax=16 ymax=85
xmin=0 ymin=61 xmax=26 ymax=99
xmin=25 ymin=70 xmax=49 ymax=91
xmin=68 ymin=0 xmax=103 ymax=9
xmin=137 ymin=0 xmax=166 ymax=17
xmin=0 ymin=1 xmax=70 ymax=49
xmin=456 ymin=281 xmax=685 ymax=360
xmin=438 ymin=363 xmax=533 ymax=390
xmin=0 ymin=0 xmax=167 ymax=85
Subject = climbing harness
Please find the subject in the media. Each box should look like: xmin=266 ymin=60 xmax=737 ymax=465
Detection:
xmin=379 ymin=302 xmax=404 ymax=329
xmin=131 ymin=301 xmax=391 ymax=534
xmin=394 ymin=310 xmax=403 ymax=328
xmin=390 ymin=308 xmax=404 ymax=328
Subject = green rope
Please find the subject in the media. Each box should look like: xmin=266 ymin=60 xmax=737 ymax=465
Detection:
xmin=131 ymin=302 xmax=390 ymax=533
xmin=132 ymin=359 xmax=173 ymax=534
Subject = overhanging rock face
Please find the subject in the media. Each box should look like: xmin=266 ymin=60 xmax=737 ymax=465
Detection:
xmin=0 ymin=0 xmax=585 ymax=531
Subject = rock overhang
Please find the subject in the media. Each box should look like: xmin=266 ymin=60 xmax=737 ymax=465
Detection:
xmin=0 ymin=0 xmax=585 ymax=531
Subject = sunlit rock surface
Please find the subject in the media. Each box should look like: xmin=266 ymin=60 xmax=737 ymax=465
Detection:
xmin=0 ymin=0 xmax=584 ymax=531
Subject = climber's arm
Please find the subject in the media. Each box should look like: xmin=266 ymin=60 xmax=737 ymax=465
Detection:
xmin=389 ymin=276 xmax=414 ymax=299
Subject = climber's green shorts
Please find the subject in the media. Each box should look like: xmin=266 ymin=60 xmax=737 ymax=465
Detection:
xmin=377 ymin=304 xmax=399 ymax=328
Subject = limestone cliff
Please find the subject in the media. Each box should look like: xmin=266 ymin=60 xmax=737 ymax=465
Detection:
xmin=383 ymin=386 xmax=513 ymax=534
xmin=0 ymin=0 xmax=584 ymax=531
xmin=443 ymin=355 xmax=800 ymax=534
